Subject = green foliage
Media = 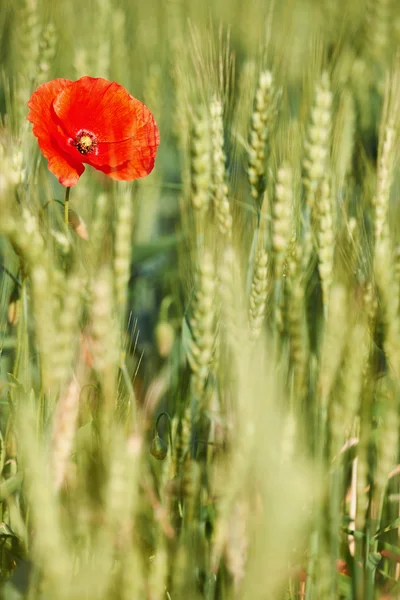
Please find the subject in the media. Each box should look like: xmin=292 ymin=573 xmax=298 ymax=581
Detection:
xmin=1 ymin=0 xmax=400 ymax=598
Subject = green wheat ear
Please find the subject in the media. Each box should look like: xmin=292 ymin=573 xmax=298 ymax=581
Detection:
xmin=187 ymin=249 xmax=217 ymax=400
xmin=247 ymin=70 xmax=279 ymax=205
xmin=210 ymin=97 xmax=233 ymax=239
xmin=248 ymin=235 xmax=269 ymax=341
xmin=303 ymin=72 xmax=332 ymax=211
xmin=2 ymin=0 xmax=400 ymax=597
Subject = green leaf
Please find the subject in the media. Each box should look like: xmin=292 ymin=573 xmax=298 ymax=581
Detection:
xmin=375 ymin=517 xmax=400 ymax=538
xmin=0 ymin=473 xmax=23 ymax=502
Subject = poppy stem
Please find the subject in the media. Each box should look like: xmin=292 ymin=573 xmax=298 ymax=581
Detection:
xmin=64 ymin=187 xmax=70 ymax=231
xmin=155 ymin=412 xmax=173 ymax=450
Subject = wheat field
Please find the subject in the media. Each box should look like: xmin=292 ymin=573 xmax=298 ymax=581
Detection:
xmin=1 ymin=0 xmax=400 ymax=598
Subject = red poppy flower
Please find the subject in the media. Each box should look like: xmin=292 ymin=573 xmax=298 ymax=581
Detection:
xmin=27 ymin=76 xmax=160 ymax=187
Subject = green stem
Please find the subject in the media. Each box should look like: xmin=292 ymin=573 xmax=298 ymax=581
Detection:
xmin=0 ymin=263 xmax=21 ymax=288
xmin=64 ymin=187 xmax=70 ymax=232
xmin=194 ymin=439 xmax=219 ymax=459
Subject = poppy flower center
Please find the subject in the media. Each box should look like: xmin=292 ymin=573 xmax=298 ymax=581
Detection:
xmin=73 ymin=130 xmax=98 ymax=155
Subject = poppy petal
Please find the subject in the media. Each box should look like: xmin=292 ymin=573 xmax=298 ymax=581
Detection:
xmin=27 ymin=78 xmax=72 ymax=136
xmin=28 ymin=76 xmax=160 ymax=186
xmin=52 ymin=76 xmax=145 ymax=143
xmin=27 ymin=79 xmax=85 ymax=186
xmin=92 ymin=125 xmax=159 ymax=181
xmin=42 ymin=136 xmax=85 ymax=187
xmin=94 ymin=156 xmax=152 ymax=181
xmin=48 ymin=121 xmax=159 ymax=182
xmin=88 ymin=108 xmax=160 ymax=169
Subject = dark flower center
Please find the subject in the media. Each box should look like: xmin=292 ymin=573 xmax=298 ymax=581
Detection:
xmin=73 ymin=130 xmax=98 ymax=155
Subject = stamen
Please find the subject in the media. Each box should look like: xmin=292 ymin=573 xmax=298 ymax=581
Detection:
xmin=73 ymin=130 xmax=98 ymax=155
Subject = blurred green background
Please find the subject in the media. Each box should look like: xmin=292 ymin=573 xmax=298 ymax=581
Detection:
xmin=0 ymin=0 xmax=400 ymax=598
